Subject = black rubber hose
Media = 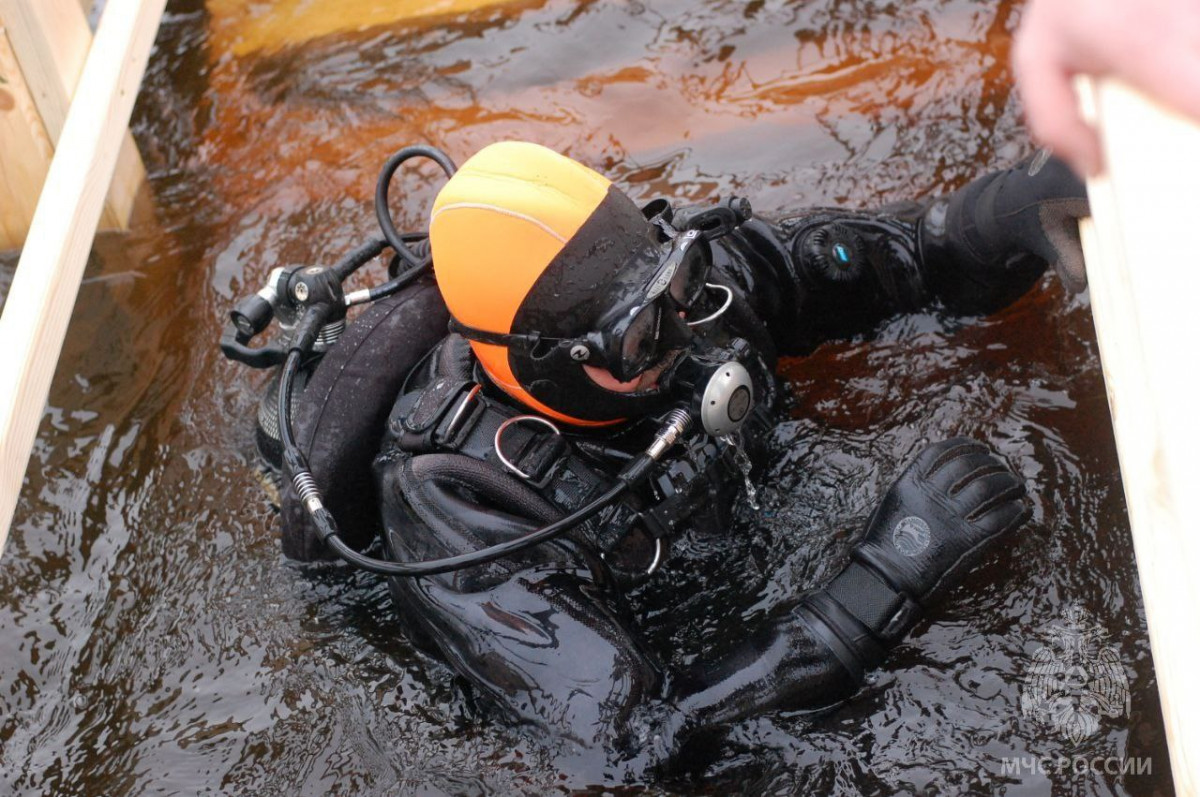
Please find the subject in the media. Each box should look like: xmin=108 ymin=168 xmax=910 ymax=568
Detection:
xmin=375 ymin=145 xmax=457 ymax=271
xmin=332 ymin=238 xmax=388 ymax=281
xmin=321 ymin=480 xmax=633 ymax=577
xmin=352 ymin=259 xmax=434 ymax=304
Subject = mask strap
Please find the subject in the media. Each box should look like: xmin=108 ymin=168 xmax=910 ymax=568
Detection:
xmin=652 ymin=216 xmax=680 ymax=241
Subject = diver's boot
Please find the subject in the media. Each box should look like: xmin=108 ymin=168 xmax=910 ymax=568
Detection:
xmin=797 ymin=437 xmax=1031 ymax=683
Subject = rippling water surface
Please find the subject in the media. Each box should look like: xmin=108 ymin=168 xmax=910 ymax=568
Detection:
xmin=0 ymin=0 xmax=1173 ymax=794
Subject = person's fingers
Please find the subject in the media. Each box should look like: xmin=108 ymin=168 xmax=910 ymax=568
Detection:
xmin=920 ymin=438 xmax=989 ymax=482
xmin=1015 ymin=0 xmax=1200 ymax=176
xmin=1112 ymin=34 xmax=1200 ymax=125
xmin=959 ymin=471 xmax=1025 ymax=519
xmin=1013 ymin=31 xmax=1102 ymax=177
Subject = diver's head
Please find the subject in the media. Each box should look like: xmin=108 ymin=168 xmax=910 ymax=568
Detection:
xmin=430 ymin=141 xmax=723 ymax=426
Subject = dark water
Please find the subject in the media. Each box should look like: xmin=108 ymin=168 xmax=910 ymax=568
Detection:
xmin=0 ymin=0 xmax=1172 ymax=794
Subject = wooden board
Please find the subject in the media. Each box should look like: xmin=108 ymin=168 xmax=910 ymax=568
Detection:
xmin=1077 ymin=77 xmax=1200 ymax=795
xmin=0 ymin=0 xmax=166 ymax=554
xmin=0 ymin=0 xmax=147 ymax=246
xmin=0 ymin=26 xmax=54 ymax=250
xmin=206 ymin=0 xmax=523 ymax=56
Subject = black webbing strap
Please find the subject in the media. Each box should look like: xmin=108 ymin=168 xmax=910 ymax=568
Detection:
xmin=799 ymin=559 xmax=924 ymax=681
xmin=395 ymin=372 xmax=613 ymax=510
xmin=826 ymin=561 xmax=907 ymax=631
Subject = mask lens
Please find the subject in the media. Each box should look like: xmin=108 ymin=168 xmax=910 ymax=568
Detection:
xmin=618 ymin=303 xmax=661 ymax=379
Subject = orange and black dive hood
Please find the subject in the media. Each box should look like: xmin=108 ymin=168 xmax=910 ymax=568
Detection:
xmin=429 ymin=141 xmax=674 ymax=426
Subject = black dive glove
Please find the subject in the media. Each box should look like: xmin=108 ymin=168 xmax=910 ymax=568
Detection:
xmin=798 ymin=438 xmax=1030 ymax=682
xmin=921 ymin=152 xmax=1090 ymax=304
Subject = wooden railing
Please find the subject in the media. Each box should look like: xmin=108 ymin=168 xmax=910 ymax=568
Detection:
xmin=0 ymin=0 xmax=166 ymax=550
xmin=0 ymin=0 xmax=146 ymax=250
xmin=1078 ymin=77 xmax=1199 ymax=796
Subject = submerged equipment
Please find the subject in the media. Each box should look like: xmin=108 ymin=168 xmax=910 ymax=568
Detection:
xmin=278 ymin=303 xmax=750 ymax=576
xmin=222 ymin=143 xmax=757 ymax=577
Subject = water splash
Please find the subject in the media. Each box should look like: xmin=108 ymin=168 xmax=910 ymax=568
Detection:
xmin=720 ymin=432 xmax=761 ymax=511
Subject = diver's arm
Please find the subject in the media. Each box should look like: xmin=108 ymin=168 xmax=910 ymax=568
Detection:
xmin=712 ymin=211 xmax=929 ymax=355
xmin=662 ymin=438 xmax=1029 ymax=736
xmin=712 ymin=154 xmax=1088 ymax=354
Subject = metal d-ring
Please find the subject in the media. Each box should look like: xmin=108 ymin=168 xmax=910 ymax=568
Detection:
xmin=686 ymin=283 xmax=734 ymax=327
xmin=494 ymin=415 xmax=562 ymax=480
xmin=443 ymin=384 xmax=481 ymax=440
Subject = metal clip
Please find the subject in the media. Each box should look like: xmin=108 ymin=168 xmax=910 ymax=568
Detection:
xmin=646 ymin=538 xmax=664 ymax=575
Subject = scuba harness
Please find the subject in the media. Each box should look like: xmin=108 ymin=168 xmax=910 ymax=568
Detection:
xmin=221 ymin=146 xmax=763 ymax=578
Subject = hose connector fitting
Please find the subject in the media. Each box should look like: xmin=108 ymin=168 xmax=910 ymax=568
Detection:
xmin=647 ymin=408 xmax=694 ymax=461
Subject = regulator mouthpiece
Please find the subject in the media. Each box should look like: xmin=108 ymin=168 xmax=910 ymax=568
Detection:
xmin=663 ymin=341 xmax=755 ymax=438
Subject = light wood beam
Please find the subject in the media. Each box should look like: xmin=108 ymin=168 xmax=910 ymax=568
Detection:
xmin=0 ymin=0 xmax=147 ymax=242
xmin=1077 ymin=76 xmax=1200 ymax=795
xmin=0 ymin=0 xmax=166 ymax=553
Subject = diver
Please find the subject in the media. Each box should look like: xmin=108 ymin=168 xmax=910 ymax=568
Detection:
xmin=221 ymin=141 xmax=1089 ymax=764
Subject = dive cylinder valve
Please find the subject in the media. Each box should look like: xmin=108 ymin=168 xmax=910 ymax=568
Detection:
xmin=222 ymin=264 xmax=349 ymax=368
xmin=284 ymin=265 xmax=347 ymax=353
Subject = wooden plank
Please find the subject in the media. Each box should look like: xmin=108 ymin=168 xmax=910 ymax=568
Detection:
xmin=1077 ymin=77 xmax=1200 ymax=794
xmin=206 ymin=0 xmax=523 ymax=57
xmin=0 ymin=25 xmax=54 ymax=250
xmin=0 ymin=0 xmax=166 ymax=554
xmin=0 ymin=0 xmax=146 ymax=236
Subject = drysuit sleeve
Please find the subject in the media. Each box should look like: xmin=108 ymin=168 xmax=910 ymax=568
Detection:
xmin=656 ymin=438 xmax=1029 ymax=742
xmin=712 ymin=154 xmax=1089 ymax=355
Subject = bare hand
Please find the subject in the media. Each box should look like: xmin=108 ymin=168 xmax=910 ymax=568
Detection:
xmin=1013 ymin=0 xmax=1200 ymax=176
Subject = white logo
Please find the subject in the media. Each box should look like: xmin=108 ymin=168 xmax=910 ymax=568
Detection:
xmin=1019 ymin=604 xmax=1131 ymax=745
xmin=891 ymin=516 xmax=930 ymax=557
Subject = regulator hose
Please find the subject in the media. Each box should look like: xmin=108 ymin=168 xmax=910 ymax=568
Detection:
xmin=375 ymin=145 xmax=457 ymax=271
